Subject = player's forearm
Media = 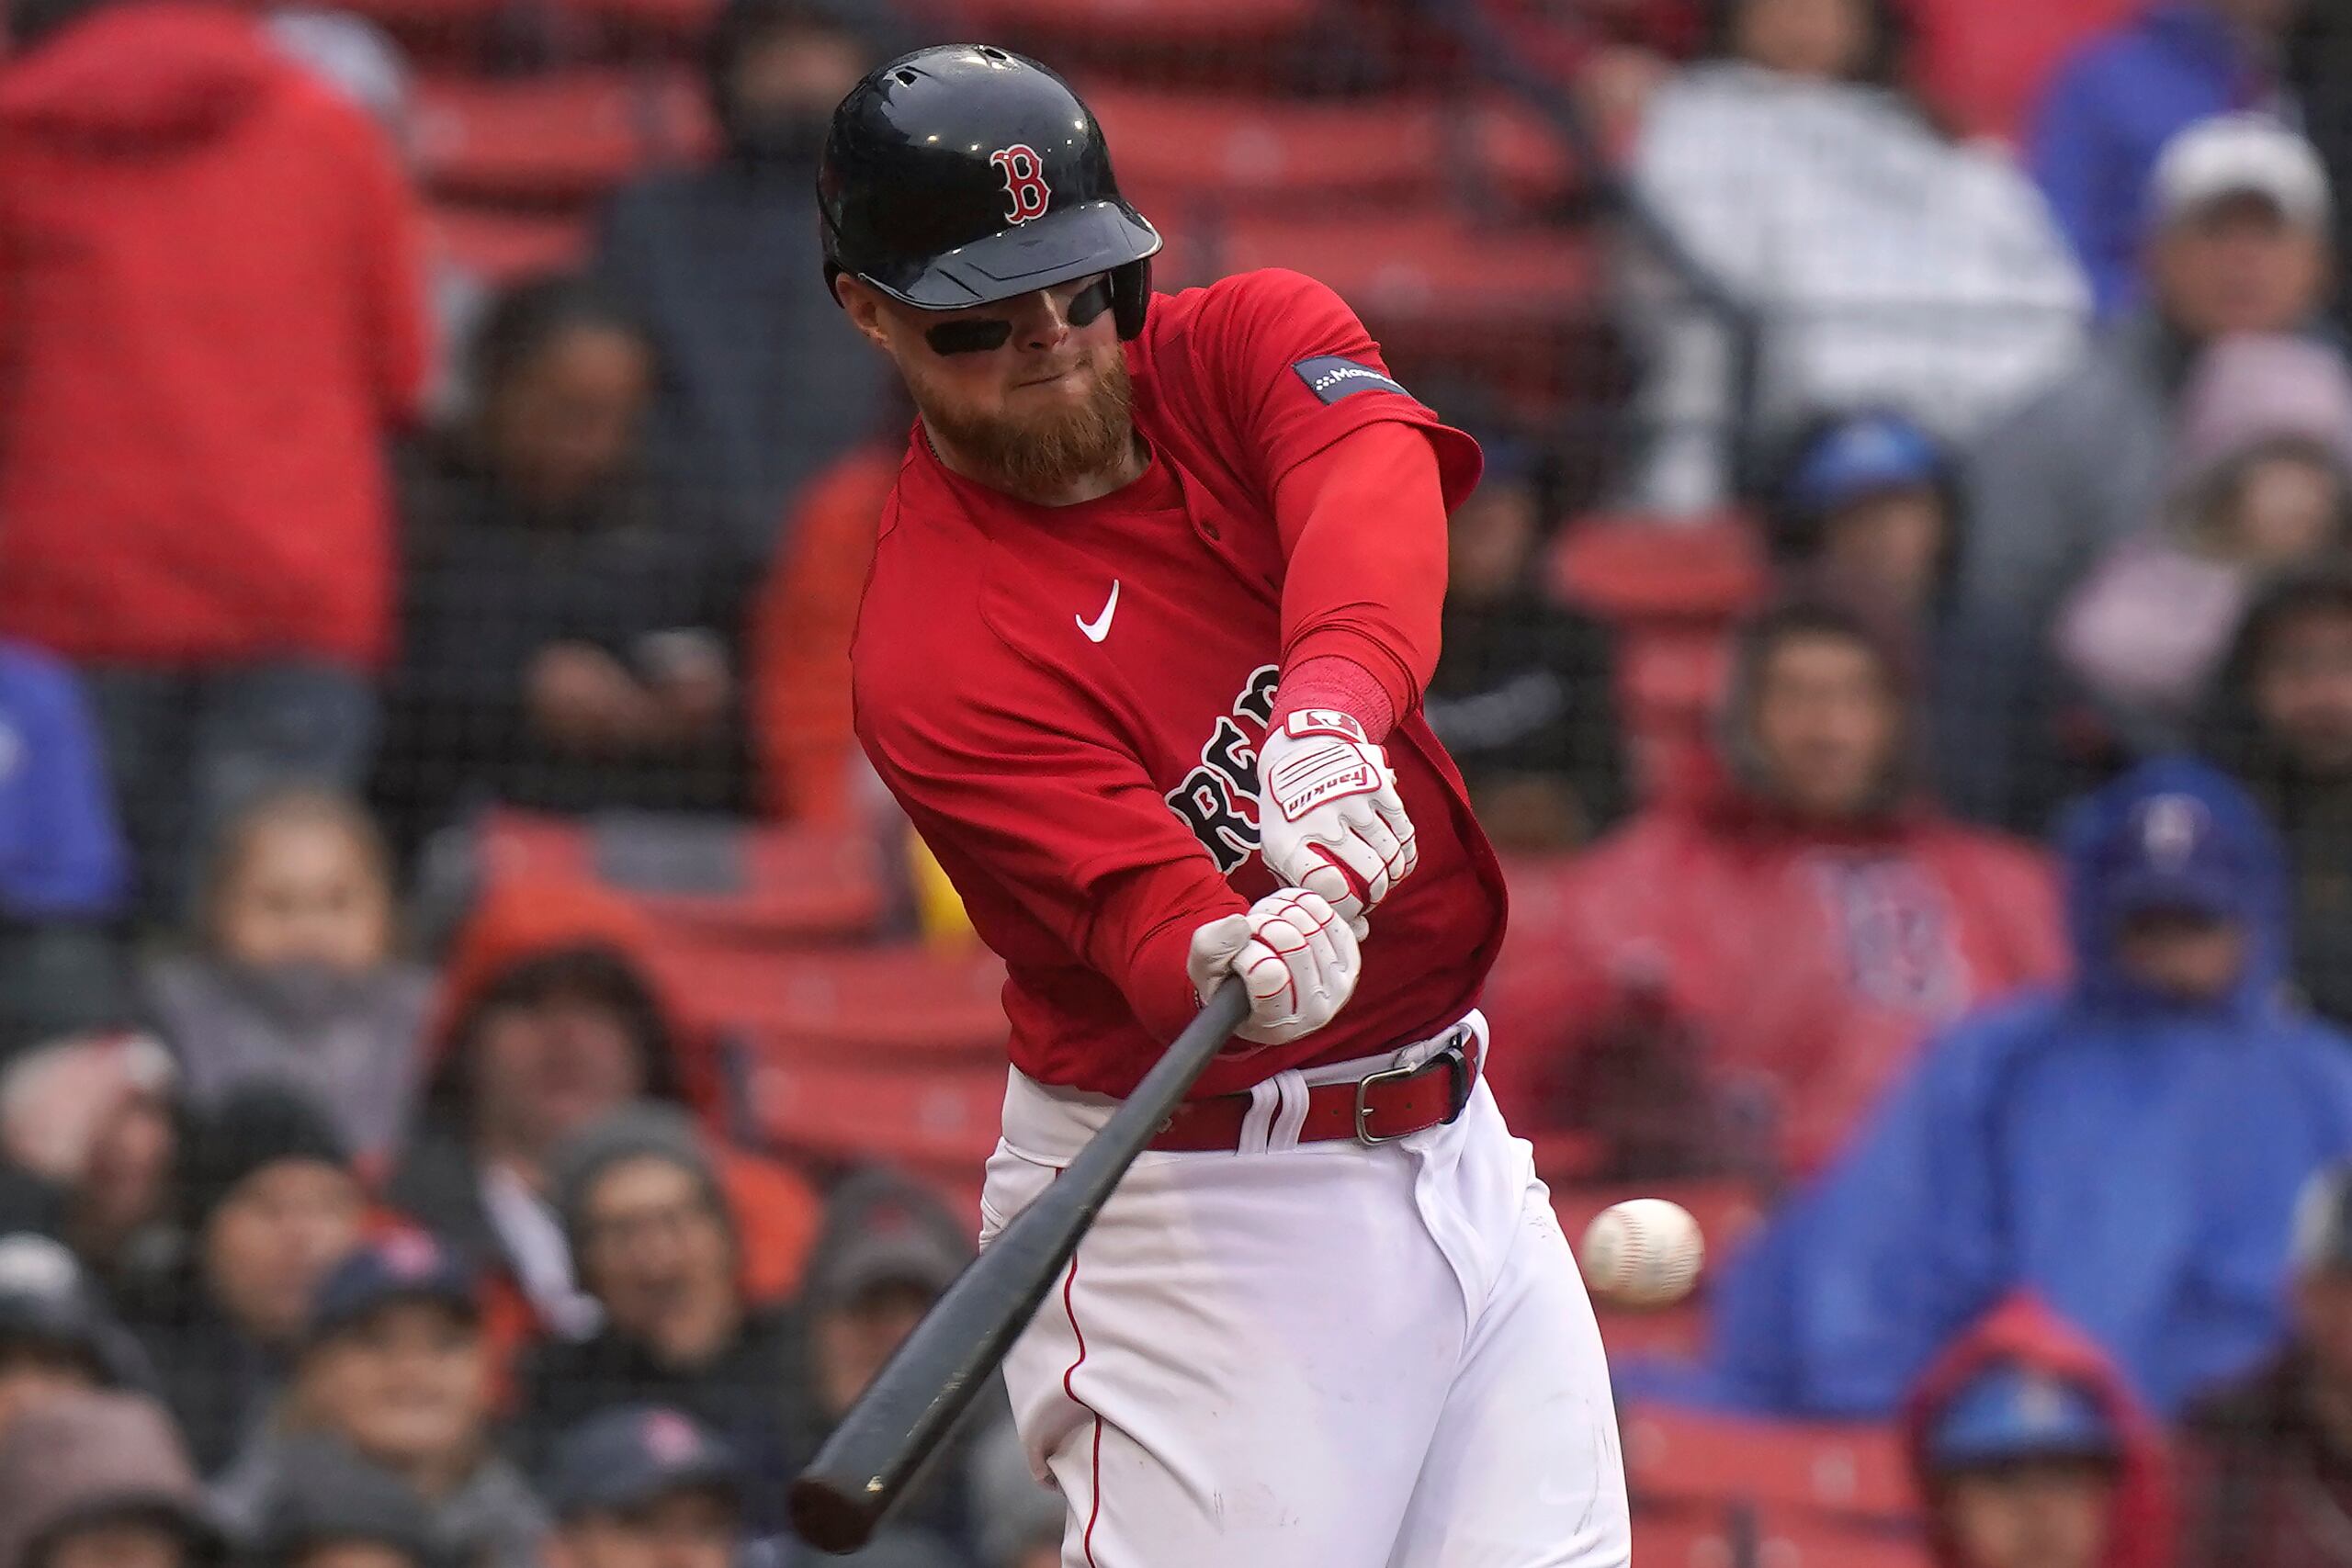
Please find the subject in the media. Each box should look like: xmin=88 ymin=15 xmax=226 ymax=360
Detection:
xmin=1271 ymin=423 xmax=1449 ymax=740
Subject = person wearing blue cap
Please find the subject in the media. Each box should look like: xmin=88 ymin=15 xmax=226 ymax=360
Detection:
xmin=1690 ymin=758 xmax=2352 ymax=1419
xmin=1902 ymin=1297 xmax=2170 ymax=1568
xmin=1771 ymin=411 xmax=1959 ymax=620
xmin=542 ymin=1406 xmax=746 ymax=1568
xmin=212 ymin=1232 xmax=545 ymax=1568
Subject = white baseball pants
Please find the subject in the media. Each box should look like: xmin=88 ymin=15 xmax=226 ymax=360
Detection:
xmin=978 ymin=1015 xmax=1633 ymax=1567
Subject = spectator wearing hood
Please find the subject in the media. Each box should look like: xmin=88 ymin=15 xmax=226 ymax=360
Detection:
xmin=376 ymin=278 xmax=747 ymax=859
xmin=514 ymin=1109 xmax=799 ymax=1529
xmin=0 ymin=0 xmax=429 ymax=924
xmin=0 ymin=1234 xmax=153 ymax=1439
xmin=384 ymin=881 xmax=818 ymax=1360
xmin=0 ymin=1033 xmax=182 ymax=1296
xmin=212 ymin=1233 xmax=544 ymax=1568
xmin=1497 ymin=593 xmax=2062 ymax=1179
xmin=1905 ymin=1297 xmax=2174 ymax=1568
xmin=1420 ymin=435 xmax=1629 ymax=855
xmin=1951 ymin=113 xmax=2335 ymax=831
xmin=2199 ymin=563 xmax=2352 ymax=1026
xmin=1625 ymin=0 xmax=2086 ymax=514
xmin=2060 ymin=333 xmax=2352 ymax=750
xmin=2181 ymin=1160 xmax=2352 ymax=1566
xmin=1698 ymin=759 xmax=2352 ymax=1418
xmin=591 ymin=0 xmax=896 ymax=565
xmin=127 ymin=1086 xmax=364 ymax=1475
xmin=2032 ymin=0 xmax=2300 ymax=316
xmin=0 ymin=1391 xmax=226 ymax=1568
xmin=242 ymin=1439 xmax=449 ymax=1568
xmin=141 ymin=788 xmax=431 ymax=1166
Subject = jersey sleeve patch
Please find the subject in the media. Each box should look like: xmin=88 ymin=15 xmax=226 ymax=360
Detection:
xmin=1292 ymin=355 xmax=1412 ymax=405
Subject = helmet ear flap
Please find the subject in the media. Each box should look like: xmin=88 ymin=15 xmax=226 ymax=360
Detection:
xmin=1111 ymin=259 xmax=1152 ymax=340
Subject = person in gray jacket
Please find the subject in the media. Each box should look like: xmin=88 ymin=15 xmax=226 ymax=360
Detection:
xmin=1946 ymin=114 xmax=2335 ymax=830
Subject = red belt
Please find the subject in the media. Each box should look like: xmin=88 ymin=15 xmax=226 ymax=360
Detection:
xmin=1149 ymin=1029 xmax=1478 ymax=1153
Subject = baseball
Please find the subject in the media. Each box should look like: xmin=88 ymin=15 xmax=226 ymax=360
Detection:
xmin=1577 ymin=1198 xmax=1705 ymax=1309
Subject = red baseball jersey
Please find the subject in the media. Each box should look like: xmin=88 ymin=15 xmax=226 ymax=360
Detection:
xmin=853 ymin=268 xmax=1509 ymax=1098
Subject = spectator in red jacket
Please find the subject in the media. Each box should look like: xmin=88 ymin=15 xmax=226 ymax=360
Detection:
xmin=1495 ymin=591 xmax=2064 ymax=1178
xmin=1905 ymin=1296 xmax=2174 ymax=1568
xmin=0 ymin=0 xmax=430 ymax=922
xmin=381 ymin=879 xmax=819 ymax=1374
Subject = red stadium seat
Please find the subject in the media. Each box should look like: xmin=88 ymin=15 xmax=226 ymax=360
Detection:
xmin=1551 ymin=512 xmax=1770 ymax=622
xmin=1638 ymin=1511 xmax=1935 ymax=1568
xmin=1092 ymin=91 xmax=1446 ymax=213
xmin=430 ymin=206 xmax=587 ymax=282
xmin=307 ymin=0 xmax=503 ymax=52
xmin=657 ymin=942 xmax=1009 ymax=1059
xmin=1622 ymin=1405 xmax=1917 ymax=1524
xmin=1219 ymin=211 xmax=1599 ymax=331
xmin=476 ymin=810 xmax=888 ymax=945
xmin=413 ymin=69 xmax=709 ymax=205
xmin=563 ymin=0 xmax=719 ymax=46
xmin=752 ymin=1055 xmax=1008 ymax=1172
xmin=951 ymin=0 xmax=1319 ymax=51
xmin=1907 ymin=0 xmax=2137 ymax=145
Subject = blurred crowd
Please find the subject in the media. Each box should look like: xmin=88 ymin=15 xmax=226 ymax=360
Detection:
xmin=14 ymin=0 xmax=2352 ymax=1562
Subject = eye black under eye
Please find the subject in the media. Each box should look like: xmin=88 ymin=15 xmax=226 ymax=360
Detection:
xmin=924 ymin=318 xmax=1014 ymax=356
xmin=1066 ymin=277 xmax=1113 ymax=327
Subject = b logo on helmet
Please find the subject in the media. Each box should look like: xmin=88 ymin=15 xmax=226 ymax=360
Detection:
xmin=989 ymin=144 xmax=1051 ymax=224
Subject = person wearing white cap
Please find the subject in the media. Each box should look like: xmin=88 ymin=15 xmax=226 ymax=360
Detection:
xmin=1948 ymin=112 xmax=2335 ymax=831
xmin=2032 ymin=0 xmax=2304 ymax=317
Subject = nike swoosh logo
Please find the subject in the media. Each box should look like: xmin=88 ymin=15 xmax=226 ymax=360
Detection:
xmin=1076 ymin=581 xmax=1120 ymax=643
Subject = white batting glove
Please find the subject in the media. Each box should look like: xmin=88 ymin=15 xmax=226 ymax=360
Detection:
xmin=1256 ymin=709 xmax=1418 ymax=941
xmin=1186 ymin=889 xmax=1362 ymax=1047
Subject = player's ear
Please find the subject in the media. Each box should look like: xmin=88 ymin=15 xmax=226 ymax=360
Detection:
xmin=833 ymin=275 xmax=896 ymax=353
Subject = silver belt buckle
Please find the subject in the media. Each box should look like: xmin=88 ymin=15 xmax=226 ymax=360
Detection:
xmin=1353 ymin=1031 xmax=1474 ymax=1145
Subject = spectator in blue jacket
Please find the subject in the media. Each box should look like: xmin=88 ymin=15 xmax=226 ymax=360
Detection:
xmin=2032 ymin=0 xmax=2302 ymax=318
xmin=1699 ymin=758 xmax=2352 ymax=1419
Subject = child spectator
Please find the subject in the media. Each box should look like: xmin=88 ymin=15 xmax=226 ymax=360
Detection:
xmin=376 ymin=277 xmax=745 ymax=857
xmin=130 ymin=1087 xmax=363 ymax=1475
xmin=1769 ymin=411 xmax=1960 ymax=621
xmin=0 ymin=1234 xmax=151 ymax=1440
xmin=141 ymin=789 xmax=431 ymax=1166
xmin=2201 ymin=563 xmax=2352 ymax=1026
xmin=1905 ymin=1298 xmax=2173 ymax=1568
xmin=213 ymin=1233 xmax=543 ymax=1568
xmin=1951 ymin=113 xmax=2334 ymax=830
xmin=0 ymin=1034 xmax=180 ymax=1294
xmin=2059 ymin=333 xmax=2352 ymax=749
xmin=541 ymin=1409 xmax=755 ymax=1568
xmin=243 ymin=1440 xmax=448 ymax=1568
xmin=1507 ymin=592 xmax=2062 ymax=1177
xmin=1627 ymin=0 xmax=2086 ymax=513
xmin=2032 ymin=1 xmax=2302 ymax=315
xmin=0 ymin=0 xmax=429 ymax=923
xmin=0 ymin=1392 xmax=226 ymax=1568
xmin=2181 ymin=1160 xmax=2352 ymax=1566
xmin=515 ymin=1109 xmax=797 ymax=1527
xmin=1422 ymin=436 xmax=1629 ymax=854
xmin=383 ymin=881 xmax=818 ymax=1355
xmin=1702 ymin=760 xmax=2352 ymax=1417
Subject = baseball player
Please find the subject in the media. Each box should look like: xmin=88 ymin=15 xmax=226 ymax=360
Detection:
xmin=821 ymin=45 xmax=1630 ymax=1567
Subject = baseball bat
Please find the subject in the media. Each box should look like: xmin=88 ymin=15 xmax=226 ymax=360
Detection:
xmin=787 ymin=978 xmax=1253 ymax=1554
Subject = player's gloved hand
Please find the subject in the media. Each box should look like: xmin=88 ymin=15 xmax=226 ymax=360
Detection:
xmin=1256 ymin=709 xmax=1417 ymax=941
xmin=1186 ymin=889 xmax=1361 ymax=1047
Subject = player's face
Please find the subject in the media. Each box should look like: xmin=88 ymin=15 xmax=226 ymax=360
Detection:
xmin=1939 ymin=1462 xmax=2113 ymax=1568
xmin=1748 ymin=631 xmax=1902 ymax=820
xmin=2255 ymin=605 xmax=2352 ymax=775
xmin=838 ymin=273 xmax=1135 ymax=500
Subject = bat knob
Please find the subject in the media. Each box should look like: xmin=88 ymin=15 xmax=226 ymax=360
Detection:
xmin=788 ymin=1474 xmax=884 ymax=1555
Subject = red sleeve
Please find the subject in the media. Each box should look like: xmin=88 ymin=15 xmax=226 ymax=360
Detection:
xmin=1269 ymin=423 xmax=1452 ymax=738
xmin=1194 ymin=271 xmax=1480 ymax=738
xmin=857 ymin=659 xmax=1249 ymax=1042
xmin=329 ymin=99 xmax=431 ymax=426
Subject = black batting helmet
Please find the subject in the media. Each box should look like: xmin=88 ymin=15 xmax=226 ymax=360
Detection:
xmin=818 ymin=45 xmax=1161 ymax=339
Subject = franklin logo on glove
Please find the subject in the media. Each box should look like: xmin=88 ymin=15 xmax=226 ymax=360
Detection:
xmin=1256 ymin=708 xmax=1419 ymax=941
